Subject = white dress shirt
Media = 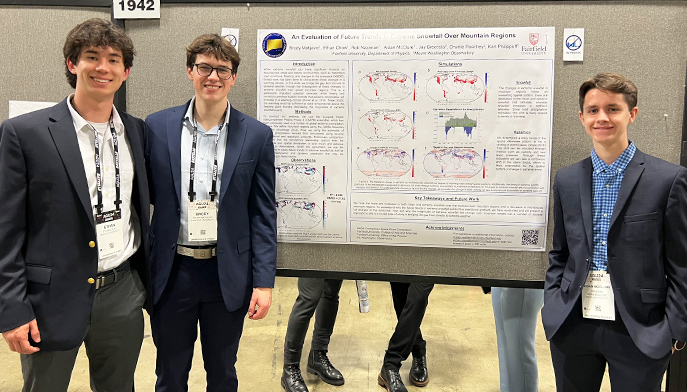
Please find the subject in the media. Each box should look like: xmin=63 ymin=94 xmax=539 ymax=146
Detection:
xmin=67 ymin=94 xmax=140 ymax=272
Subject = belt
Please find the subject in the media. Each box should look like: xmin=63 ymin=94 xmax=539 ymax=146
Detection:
xmin=177 ymin=245 xmax=217 ymax=260
xmin=96 ymin=260 xmax=131 ymax=290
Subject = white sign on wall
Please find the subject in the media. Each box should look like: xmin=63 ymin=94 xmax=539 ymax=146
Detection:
xmin=221 ymin=28 xmax=240 ymax=51
xmin=9 ymin=101 xmax=56 ymax=119
xmin=113 ymin=0 xmax=160 ymax=19
xmin=563 ymin=28 xmax=584 ymax=62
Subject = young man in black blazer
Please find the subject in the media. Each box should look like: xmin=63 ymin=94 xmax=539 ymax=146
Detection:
xmin=542 ymin=73 xmax=687 ymax=391
xmin=0 ymin=18 xmax=150 ymax=392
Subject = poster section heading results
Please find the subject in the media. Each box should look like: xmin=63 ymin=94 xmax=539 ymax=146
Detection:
xmin=258 ymin=27 xmax=554 ymax=251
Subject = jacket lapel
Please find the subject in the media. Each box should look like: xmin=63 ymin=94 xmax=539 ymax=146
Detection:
xmin=219 ymin=107 xmax=247 ymax=206
xmin=167 ymin=103 xmax=188 ymax=207
xmin=47 ymin=99 xmax=94 ymax=228
xmin=121 ymin=114 xmax=148 ymax=217
xmin=579 ymin=158 xmax=594 ymax=253
xmin=610 ymin=151 xmax=645 ymax=229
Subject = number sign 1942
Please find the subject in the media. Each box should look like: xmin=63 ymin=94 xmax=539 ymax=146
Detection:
xmin=113 ymin=0 xmax=160 ymax=19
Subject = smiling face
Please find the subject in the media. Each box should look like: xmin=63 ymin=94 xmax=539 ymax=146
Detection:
xmin=187 ymin=53 xmax=236 ymax=105
xmin=580 ymin=88 xmax=638 ymax=153
xmin=67 ymin=46 xmax=129 ymax=102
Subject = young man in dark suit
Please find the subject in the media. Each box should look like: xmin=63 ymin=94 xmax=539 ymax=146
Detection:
xmin=542 ymin=73 xmax=687 ymax=391
xmin=145 ymin=34 xmax=277 ymax=392
xmin=0 ymin=18 xmax=150 ymax=391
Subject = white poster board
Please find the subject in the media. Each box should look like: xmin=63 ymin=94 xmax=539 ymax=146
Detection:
xmin=258 ymin=27 xmax=554 ymax=251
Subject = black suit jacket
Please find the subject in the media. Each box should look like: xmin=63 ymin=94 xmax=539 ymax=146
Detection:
xmin=542 ymin=149 xmax=687 ymax=359
xmin=0 ymin=99 xmax=150 ymax=351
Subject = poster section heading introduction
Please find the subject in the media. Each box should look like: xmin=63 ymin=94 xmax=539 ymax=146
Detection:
xmin=257 ymin=27 xmax=554 ymax=252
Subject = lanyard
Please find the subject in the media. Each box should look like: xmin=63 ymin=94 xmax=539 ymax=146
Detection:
xmin=91 ymin=117 xmax=121 ymax=214
xmin=188 ymin=107 xmax=225 ymax=202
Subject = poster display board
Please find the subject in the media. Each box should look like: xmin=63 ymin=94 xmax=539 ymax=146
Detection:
xmin=258 ymin=27 xmax=555 ymax=251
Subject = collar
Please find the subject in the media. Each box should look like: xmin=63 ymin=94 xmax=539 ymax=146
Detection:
xmin=183 ymin=96 xmax=231 ymax=135
xmin=67 ymin=93 xmax=124 ymax=134
xmin=591 ymin=141 xmax=637 ymax=175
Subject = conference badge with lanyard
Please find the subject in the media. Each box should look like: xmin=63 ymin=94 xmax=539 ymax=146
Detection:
xmin=582 ymin=270 xmax=615 ymax=321
xmin=187 ymin=114 xmax=222 ymax=242
xmin=92 ymin=116 xmax=125 ymax=259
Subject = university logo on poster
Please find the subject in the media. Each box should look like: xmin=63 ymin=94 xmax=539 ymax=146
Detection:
xmin=529 ymin=33 xmax=539 ymax=45
xmin=262 ymin=33 xmax=287 ymax=58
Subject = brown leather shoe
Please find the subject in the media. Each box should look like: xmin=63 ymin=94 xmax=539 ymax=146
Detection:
xmin=378 ymin=365 xmax=408 ymax=392
xmin=409 ymin=355 xmax=429 ymax=387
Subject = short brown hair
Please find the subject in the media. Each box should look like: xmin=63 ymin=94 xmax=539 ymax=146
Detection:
xmin=579 ymin=73 xmax=637 ymax=111
xmin=186 ymin=34 xmax=240 ymax=74
xmin=63 ymin=18 xmax=136 ymax=89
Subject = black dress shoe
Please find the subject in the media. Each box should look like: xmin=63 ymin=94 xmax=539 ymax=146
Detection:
xmin=307 ymin=350 xmax=345 ymax=386
xmin=378 ymin=365 xmax=408 ymax=392
xmin=409 ymin=355 xmax=429 ymax=387
xmin=281 ymin=364 xmax=309 ymax=392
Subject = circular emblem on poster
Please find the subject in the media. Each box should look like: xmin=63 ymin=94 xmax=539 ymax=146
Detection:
xmin=262 ymin=33 xmax=287 ymax=58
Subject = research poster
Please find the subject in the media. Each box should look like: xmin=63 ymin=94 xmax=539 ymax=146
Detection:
xmin=257 ymin=27 xmax=554 ymax=251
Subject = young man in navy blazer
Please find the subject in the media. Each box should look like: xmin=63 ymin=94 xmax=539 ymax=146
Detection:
xmin=542 ymin=73 xmax=687 ymax=391
xmin=0 ymin=18 xmax=150 ymax=391
xmin=145 ymin=34 xmax=277 ymax=392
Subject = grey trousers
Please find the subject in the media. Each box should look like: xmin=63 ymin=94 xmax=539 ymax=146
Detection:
xmin=283 ymin=278 xmax=343 ymax=365
xmin=20 ymin=269 xmax=146 ymax=392
xmin=492 ymin=287 xmax=544 ymax=392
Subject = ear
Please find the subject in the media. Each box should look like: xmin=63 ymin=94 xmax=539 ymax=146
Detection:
xmin=67 ymin=59 xmax=77 ymax=74
xmin=579 ymin=110 xmax=584 ymax=125
xmin=628 ymin=107 xmax=638 ymax=124
xmin=187 ymin=66 xmax=194 ymax=81
xmin=122 ymin=67 xmax=131 ymax=82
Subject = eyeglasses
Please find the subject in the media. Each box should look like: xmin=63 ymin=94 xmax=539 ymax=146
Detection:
xmin=194 ymin=63 xmax=234 ymax=80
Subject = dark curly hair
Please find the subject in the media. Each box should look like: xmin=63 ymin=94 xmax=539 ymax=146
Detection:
xmin=63 ymin=18 xmax=136 ymax=88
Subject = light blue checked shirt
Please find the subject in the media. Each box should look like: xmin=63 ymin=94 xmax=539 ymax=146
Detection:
xmin=590 ymin=142 xmax=637 ymax=271
xmin=178 ymin=96 xmax=230 ymax=246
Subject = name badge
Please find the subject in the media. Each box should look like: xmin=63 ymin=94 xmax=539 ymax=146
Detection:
xmin=582 ymin=270 xmax=615 ymax=320
xmin=188 ymin=200 xmax=217 ymax=242
xmin=95 ymin=210 xmax=124 ymax=259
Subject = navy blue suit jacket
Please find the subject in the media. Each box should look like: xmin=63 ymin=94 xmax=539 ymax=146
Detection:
xmin=0 ymin=99 xmax=150 ymax=351
xmin=542 ymin=149 xmax=687 ymax=359
xmin=145 ymin=102 xmax=277 ymax=311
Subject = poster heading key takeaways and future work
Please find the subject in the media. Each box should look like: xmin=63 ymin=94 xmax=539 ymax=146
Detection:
xmin=257 ymin=27 xmax=554 ymax=252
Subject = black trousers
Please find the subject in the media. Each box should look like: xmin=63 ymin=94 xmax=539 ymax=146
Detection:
xmin=384 ymin=282 xmax=434 ymax=370
xmin=283 ymin=278 xmax=343 ymax=365
xmin=550 ymin=300 xmax=671 ymax=392
xmin=151 ymin=255 xmax=247 ymax=392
